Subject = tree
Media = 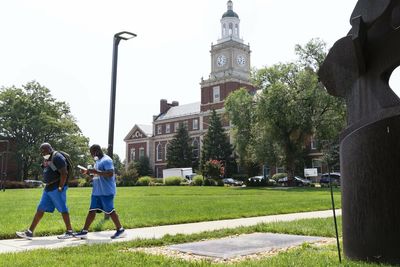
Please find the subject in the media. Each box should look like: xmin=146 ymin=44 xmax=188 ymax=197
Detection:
xmin=225 ymin=88 xmax=258 ymax=175
xmin=227 ymin=39 xmax=346 ymax=181
xmin=134 ymin=156 xmax=152 ymax=177
xmin=166 ymin=124 xmax=193 ymax=168
xmin=201 ymin=110 xmax=233 ymax=176
xmin=0 ymin=81 xmax=89 ymax=180
xmin=255 ymin=39 xmax=345 ymax=179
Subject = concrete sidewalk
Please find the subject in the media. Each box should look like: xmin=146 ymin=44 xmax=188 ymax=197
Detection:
xmin=0 ymin=209 xmax=341 ymax=254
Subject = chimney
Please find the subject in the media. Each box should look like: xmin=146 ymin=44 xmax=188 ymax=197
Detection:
xmin=171 ymin=101 xmax=179 ymax=107
xmin=160 ymin=99 xmax=169 ymax=113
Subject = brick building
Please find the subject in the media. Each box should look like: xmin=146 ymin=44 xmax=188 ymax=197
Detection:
xmin=124 ymin=1 xmax=256 ymax=177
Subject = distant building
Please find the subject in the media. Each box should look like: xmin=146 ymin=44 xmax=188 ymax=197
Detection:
xmin=124 ymin=1 xmax=255 ymax=177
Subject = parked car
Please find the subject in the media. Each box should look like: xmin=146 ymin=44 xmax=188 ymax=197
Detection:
xmin=223 ymin=178 xmax=243 ymax=186
xmin=248 ymin=176 xmax=276 ymax=186
xmin=277 ymin=176 xmax=311 ymax=187
xmin=319 ymin=172 xmax=341 ymax=186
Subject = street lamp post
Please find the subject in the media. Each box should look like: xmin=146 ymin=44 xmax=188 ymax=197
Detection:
xmin=107 ymin=31 xmax=137 ymax=159
xmin=0 ymin=140 xmax=9 ymax=192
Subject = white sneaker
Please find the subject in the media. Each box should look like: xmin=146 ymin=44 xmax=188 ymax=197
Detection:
xmin=57 ymin=231 xmax=75 ymax=239
xmin=16 ymin=230 xmax=33 ymax=240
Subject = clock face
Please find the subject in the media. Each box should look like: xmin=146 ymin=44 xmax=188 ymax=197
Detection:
xmin=236 ymin=55 xmax=246 ymax=66
xmin=217 ymin=55 xmax=227 ymax=67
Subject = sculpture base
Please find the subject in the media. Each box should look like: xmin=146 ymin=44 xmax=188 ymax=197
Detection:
xmin=341 ymin=115 xmax=400 ymax=264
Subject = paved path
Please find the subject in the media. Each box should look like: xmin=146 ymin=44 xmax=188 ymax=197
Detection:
xmin=0 ymin=209 xmax=341 ymax=254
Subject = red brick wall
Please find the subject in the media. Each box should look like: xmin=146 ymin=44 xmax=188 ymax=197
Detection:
xmin=201 ymin=82 xmax=255 ymax=112
xmin=127 ymin=142 xmax=147 ymax=163
xmin=155 ymin=117 xmax=200 ymax=136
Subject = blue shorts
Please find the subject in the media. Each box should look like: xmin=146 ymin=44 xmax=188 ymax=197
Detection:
xmin=37 ymin=186 xmax=69 ymax=213
xmin=89 ymin=195 xmax=115 ymax=214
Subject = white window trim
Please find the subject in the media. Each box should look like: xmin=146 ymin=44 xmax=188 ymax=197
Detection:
xmin=165 ymin=124 xmax=170 ymax=134
xmin=130 ymin=148 xmax=136 ymax=162
xmin=157 ymin=125 xmax=162 ymax=135
xmin=193 ymin=119 xmax=199 ymax=130
xmin=213 ymin=86 xmax=220 ymax=103
xmin=139 ymin=147 xmax=145 ymax=159
xmin=156 ymin=143 xmax=163 ymax=161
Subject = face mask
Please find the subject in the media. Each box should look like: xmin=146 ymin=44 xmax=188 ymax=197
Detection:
xmin=43 ymin=154 xmax=50 ymax=160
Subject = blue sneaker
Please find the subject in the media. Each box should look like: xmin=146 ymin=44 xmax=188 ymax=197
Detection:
xmin=74 ymin=230 xmax=88 ymax=239
xmin=16 ymin=230 xmax=33 ymax=240
xmin=111 ymin=228 xmax=125 ymax=239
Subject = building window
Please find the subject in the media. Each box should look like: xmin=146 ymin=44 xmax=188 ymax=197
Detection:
xmin=130 ymin=148 xmax=136 ymax=162
xmin=156 ymin=143 xmax=163 ymax=161
xmin=165 ymin=143 xmax=168 ymax=160
xmin=276 ymin=166 xmax=285 ymax=174
xmin=213 ymin=86 xmax=220 ymax=102
xmin=157 ymin=125 xmax=162 ymax=135
xmin=166 ymin=124 xmax=170 ymax=134
xmin=234 ymin=24 xmax=238 ymax=35
xmin=229 ymin=23 xmax=233 ymax=35
xmin=311 ymin=137 xmax=318 ymax=150
xmin=139 ymin=147 xmax=145 ymax=159
xmin=222 ymin=23 xmax=226 ymax=36
xmin=192 ymin=119 xmax=199 ymax=130
xmin=192 ymin=139 xmax=199 ymax=159
xmin=174 ymin=122 xmax=179 ymax=132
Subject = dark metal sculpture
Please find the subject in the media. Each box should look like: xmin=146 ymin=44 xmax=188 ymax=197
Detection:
xmin=319 ymin=0 xmax=400 ymax=264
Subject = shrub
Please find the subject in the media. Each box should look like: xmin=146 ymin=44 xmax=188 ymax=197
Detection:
xmin=136 ymin=176 xmax=152 ymax=186
xmin=203 ymin=178 xmax=217 ymax=186
xmin=193 ymin=175 xmax=204 ymax=186
xmin=152 ymin=178 xmax=163 ymax=184
xmin=164 ymin=176 xmax=182 ymax=186
xmin=117 ymin=175 xmax=137 ymax=187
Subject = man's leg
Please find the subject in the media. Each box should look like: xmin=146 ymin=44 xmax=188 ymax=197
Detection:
xmin=109 ymin=211 xmax=122 ymax=229
xmin=83 ymin=210 xmax=96 ymax=230
xmin=61 ymin=212 xmax=72 ymax=231
xmin=29 ymin=210 xmax=45 ymax=232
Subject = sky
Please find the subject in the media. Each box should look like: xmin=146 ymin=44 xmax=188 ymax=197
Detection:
xmin=1 ymin=0 xmax=399 ymax=160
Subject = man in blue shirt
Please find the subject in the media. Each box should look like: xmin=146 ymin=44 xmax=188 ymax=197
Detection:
xmin=75 ymin=144 xmax=125 ymax=239
xmin=16 ymin=143 xmax=74 ymax=240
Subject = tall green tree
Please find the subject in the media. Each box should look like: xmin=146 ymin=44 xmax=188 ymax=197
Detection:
xmin=0 ymin=81 xmax=89 ymax=180
xmin=134 ymin=156 xmax=152 ymax=177
xmin=227 ymin=39 xmax=346 ymax=180
xmin=225 ymin=88 xmax=257 ymax=174
xmin=201 ymin=110 xmax=233 ymax=176
xmin=166 ymin=125 xmax=193 ymax=168
xmin=255 ymin=39 xmax=345 ymax=179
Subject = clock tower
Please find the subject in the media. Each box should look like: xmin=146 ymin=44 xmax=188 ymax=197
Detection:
xmin=201 ymin=0 xmax=255 ymax=113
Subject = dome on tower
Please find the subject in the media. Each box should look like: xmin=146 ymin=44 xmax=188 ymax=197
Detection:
xmin=222 ymin=0 xmax=239 ymax=18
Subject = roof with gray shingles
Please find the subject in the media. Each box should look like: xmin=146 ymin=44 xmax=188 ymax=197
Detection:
xmin=156 ymin=102 xmax=201 ymax=121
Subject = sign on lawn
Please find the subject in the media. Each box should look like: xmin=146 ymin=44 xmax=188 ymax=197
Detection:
xmin=304 ymin=168 xmax=318 ymax=177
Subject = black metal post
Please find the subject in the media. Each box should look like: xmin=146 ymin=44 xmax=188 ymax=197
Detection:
xmin=329 ymin=167 xmax=342 ymax=263
xmin=107 ymin=31 xmax=136 ymax=159
xmin=107 ymin=36 xmax=121 ymax=159
xmin=0 ymin=140 xmax=9 ymax=192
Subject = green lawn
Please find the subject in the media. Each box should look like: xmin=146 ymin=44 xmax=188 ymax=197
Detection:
xmin=0 ymin=217 xmax=390 ymax=267
xmin=0 ymin=186 xmax=341 ymax=239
